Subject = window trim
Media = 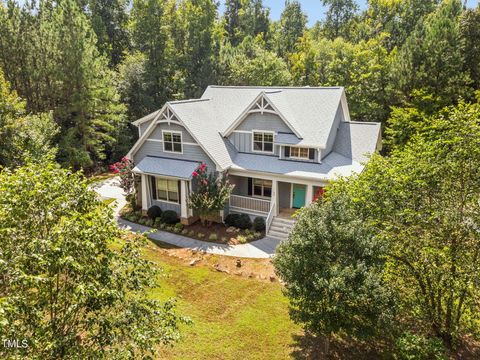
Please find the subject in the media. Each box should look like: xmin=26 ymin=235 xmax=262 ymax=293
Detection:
xmin=289 ymin=146 xmax=310 ymax=160
xmin=155 ymin=177 xmax=180 ymax=204
xmin=162 ymin=130 xmax=183 ymax=154
xmin=252 ymin=178 xmax=272 ymax=199
xmin=251 ymin=130 xmax=275 ymax=154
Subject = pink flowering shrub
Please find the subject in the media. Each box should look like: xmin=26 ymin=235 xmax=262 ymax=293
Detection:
xmin=188 ymin=163 xmax=234 ymax=226
xmin=110 ymin=157 xmax=137 ymax=208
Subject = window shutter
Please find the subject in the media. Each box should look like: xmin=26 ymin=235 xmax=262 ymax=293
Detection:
xmin=247 ymin=177 xmax=252 ymax=196
xmin=177 ymin=181 xmax=181 ymax=204
xmin=309 ymin=148 xmax=315 ymax=160
xmin=284 ymin=146 xmax=290 ymax=158
xmin=151 ymin=176 xmax=157 ymax=200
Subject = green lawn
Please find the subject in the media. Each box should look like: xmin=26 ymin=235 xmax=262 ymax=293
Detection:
xmin=139 ymin=243 xmax=302 ymax=360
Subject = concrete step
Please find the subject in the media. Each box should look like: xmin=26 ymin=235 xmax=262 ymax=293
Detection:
xmin=267 ymin=230 xmax=289 ymax=240
xmin=272 ymin=216 xmax=296 ymax=225
xmin=270 ymin=224 xmax=292 ymax=234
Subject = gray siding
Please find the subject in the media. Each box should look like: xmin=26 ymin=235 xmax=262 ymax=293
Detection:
xmin=230 ymin=175 xmax=250 ymax=196
xmin=228 ymin=132 xmax=280 ymax=155
xmin=139 ymin=120 xmax=154 ymax=137
xmin=150 ymin=123 xmax=196 ymax=143
xmin=323 ymin=104 xmax=344 ymax=159
xmin=134 ymin=123 xmax=216 ymax=170
xmin=236 ymin=113 xmax=291 ymax=133
xmin=278 ymin=181 xmax=291 ymax=209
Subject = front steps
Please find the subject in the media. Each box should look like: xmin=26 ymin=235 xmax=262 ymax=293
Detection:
xmin=267 ymin=216 xmax=296 ymax=240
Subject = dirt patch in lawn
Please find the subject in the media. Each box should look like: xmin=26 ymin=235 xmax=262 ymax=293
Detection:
xmin=141 ymin=235 xmax=278 ymax=282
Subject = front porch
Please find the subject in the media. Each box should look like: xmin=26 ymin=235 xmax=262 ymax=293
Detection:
xmin=228 ymin=174 xmax=323 ymax=218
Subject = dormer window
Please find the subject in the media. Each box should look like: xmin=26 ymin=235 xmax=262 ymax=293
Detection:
xmin=163 ymin=131 xmax=182 ymax=153
xmin=253 ymin=131 xmax=274 ymax=153
xmin=284 ymin=146 xmax=315 ymax=160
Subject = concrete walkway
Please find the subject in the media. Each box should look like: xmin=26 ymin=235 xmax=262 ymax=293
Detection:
xmin=93 ymin=177 xmax=284 ymax=258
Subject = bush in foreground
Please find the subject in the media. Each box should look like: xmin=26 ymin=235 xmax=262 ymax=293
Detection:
xmin=147 ymin=205 xmax=162 ymax=219
xmin=0 ymin=160 xmax=187 ymax=359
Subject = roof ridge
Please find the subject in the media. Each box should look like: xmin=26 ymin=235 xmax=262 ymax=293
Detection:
xmin=168 ymin=98 xmax=211 ymax=105
xmin=207 ymin=85 xmax=344 ymax=90
xmin=346 ymin=121 xmax=381 ymax=125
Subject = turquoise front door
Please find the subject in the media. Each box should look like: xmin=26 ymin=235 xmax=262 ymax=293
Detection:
xmin=292 ymin=184 xmax=306 ymax=208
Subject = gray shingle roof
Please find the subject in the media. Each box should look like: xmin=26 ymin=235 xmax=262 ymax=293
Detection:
xmin=131 ymin=86 xmax=381 ymax=178
xmin=231 ymin=152 xmax=364 ymax=181
xmin=133 ymin=156 xmax=200 ymax=179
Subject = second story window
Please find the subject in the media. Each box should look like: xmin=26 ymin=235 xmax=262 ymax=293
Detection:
xmin=163 ymin=131 xmax=182 ymax=153
xmin=253 ymin=131 xmax=274 ymax=153
xmin=290 ymin=147 xmax=309 ymax=159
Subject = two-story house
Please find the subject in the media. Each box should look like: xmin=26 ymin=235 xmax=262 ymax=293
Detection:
xmin=126 ymin=86 xmax=382 ymax=239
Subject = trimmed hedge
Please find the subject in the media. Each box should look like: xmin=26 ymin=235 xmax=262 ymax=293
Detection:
xmin=236 ymin=214 xmax=252 ymax=230
xmin=161 ymin=210 xmax=179 ymax=224
xmin=253 ymin=217 xmax=266 ymax=231
xmin=224 ymin=213 xmax=240 ymax=227
xmin=147 ymin=205 xmax=162 ymax=219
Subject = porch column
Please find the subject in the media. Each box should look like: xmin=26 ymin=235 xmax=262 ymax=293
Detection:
xmin=272 ymin=179 xmax=279 ymax=215
xmin=141 ymin=174 xmax=148 ymax=212
xmin=187 ymin=181 xmax=194 ymax=217
xmin=306 ymin=184 xmax=313 ymax=205
xmin=180 ymin=180 xmax=188 ymax=219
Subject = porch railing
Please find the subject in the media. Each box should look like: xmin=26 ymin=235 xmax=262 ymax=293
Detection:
xmin=229 ymin=194 xmax=270 ymax=214
xmin=265 ymin=198 xmax=276 ymax=233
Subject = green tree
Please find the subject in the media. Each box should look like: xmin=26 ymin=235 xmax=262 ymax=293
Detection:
xmin=460 ymin=6 xmax=480 ymax=89
xmin=276 ymin=0 xmax=307 ymax=58
xmin=365 ymin=0 xmax=438 ymax=50
xmin=224 ymin=0 xmax=242 ymax=45
xmin=224 ymin=0 xmax=270 ymax=46
xmin=222 ymin=36 xmax=292 ymax=86
xmin=88 ymin=0 xmax=131 ymax=67
xmin=273 ymin=192 xmax=396 ymax=346
xmin=392 ymin=0 xmax=471 ymax=109
xmin=290 ymin=33 xmax=393 ymax=122
xmin=0 ymin=68 xmax=58 ymax=168
xmin=0 ymin=160 xmax=187 ymax=358
xmin=130 ymin=0 xmax=175 ymax=111
xmin=174 ymin=0 xmax=218 ymax=98
xmin=0 ymin=0 xmax=128 ymax=170
xmin=321 ymin=0 xmax=359 ymax=40
xmin=350 ymin=100 xmax=480 ymax=346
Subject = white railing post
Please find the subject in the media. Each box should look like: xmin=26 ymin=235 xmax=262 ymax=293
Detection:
xmin=266 ymin=198 xmax=276 ymax=233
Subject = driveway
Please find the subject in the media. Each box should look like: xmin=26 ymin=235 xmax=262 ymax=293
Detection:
xmin=93 ymin=177 xmax=284 ymax=259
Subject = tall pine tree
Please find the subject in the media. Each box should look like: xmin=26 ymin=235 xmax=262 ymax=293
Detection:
xmin=276 ymin=0 xmax=307 ymax=58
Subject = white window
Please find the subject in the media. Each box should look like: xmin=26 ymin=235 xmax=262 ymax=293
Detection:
xmin=253 ymin=131 xmax=274 ymax=153
xmin=253 ymin=179 xmax=272 ymax=198
xmin=156 ymin=178 xmax=179 ymax=203
xmin=290 ymin=147 xmax=309 ymax=159
xmin=163 ymin=131 xmax=182 ymax=153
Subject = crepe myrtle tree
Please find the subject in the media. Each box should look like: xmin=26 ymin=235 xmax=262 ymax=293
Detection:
xmin=188 ymin=163 xmax=234 ymax=226
xmin=110 ymin=156 xmax=138 ymax=208
xmin=0 ymin=159 xmax=188 ymax=359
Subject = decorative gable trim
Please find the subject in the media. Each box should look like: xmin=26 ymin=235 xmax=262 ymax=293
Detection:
xmin=126 ymin=103 xmax=222 ymax=170
xmin=222 ymin=91 xmax=302 ymax=138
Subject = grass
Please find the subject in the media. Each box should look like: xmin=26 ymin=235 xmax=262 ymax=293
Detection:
xmin=137 ymin=241 xmax=302 ymax=359
xmin=85 ymin=172 xmax=116 ymax=185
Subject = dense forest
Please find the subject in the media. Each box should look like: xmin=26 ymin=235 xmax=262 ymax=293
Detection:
xmin=0 ymin=0 xmax=479 ymax=171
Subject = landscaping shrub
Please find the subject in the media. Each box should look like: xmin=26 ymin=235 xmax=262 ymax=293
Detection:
xmin=145 ymin=219 xmax=153 ymax=227
xmin=154 ymin=218 xmax=163 ymax=228
xmin=188 ymin=230 xmax=195 ymax=237
xmin=181 ymin=229 xmax=188 ymax=235
xmin=208 ymin=233 xmax=218 ymax=241
xmin=236 ymin=214 xmax=252 ymax=230
xmin=161 ymin=210 xmax=178 ymax=224
xmin=254 ymin=232 xmax=262 ymax=239
xmin=253 ymin=217 xmax=266 ymax=231
xmin=147 ymin=205 xmax=162 ymax=219
xmin=197 ymin=233 xmax=205 ymax=238
xmin=237 ymin=235 xmax=247 ymax=244
xmin=224 ymin=213 xmax=240 ymax=227
xmin=138 ymin=217 xmax=147 ymax=225
xmin=174 ymin=223 xmax=184 ymax=231
xmin=395 ymin=332 xmax=446 ymax=360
